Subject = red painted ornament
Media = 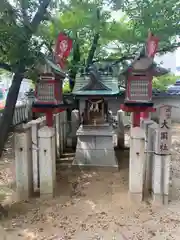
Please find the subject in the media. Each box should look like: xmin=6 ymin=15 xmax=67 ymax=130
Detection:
xmin=146 ymin=31 xmax=159 ymax=58
xmin=55 ymin=32 xmax=73 ymax=69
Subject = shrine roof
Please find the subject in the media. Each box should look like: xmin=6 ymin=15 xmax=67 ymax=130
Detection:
xmin=119 ymin=43 xmax=169 ymax=76
xmin=121 ymin=61 xmax=169 ymax=77
xmin=37 ymin=58 xmax=66 ymax=77
xmin=72 ymin=74 xmax=119 ymax=96
xmin=45 ymin=59 xmax=66 ymax=77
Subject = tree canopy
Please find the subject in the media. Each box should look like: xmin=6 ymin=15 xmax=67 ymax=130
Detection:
xmin=1 ymin=0 xmax=180 ymax=76
xmin=0 ymin=0 xmax=179 ymax=157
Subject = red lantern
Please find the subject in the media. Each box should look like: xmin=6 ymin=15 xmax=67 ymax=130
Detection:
xmin=35 ymin=73 xmax=63 ymax=105
xmin=125 ymin=69 xmax=152 ymax=104
xmin=121 ymin=68 xmax=155 ymax=127
xmin=33 ymin=68 xmax=65 ymax=127
xmin=120 ymin=31 xmax=159 ymax=127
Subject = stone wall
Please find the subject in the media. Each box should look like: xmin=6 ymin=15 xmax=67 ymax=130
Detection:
xmin=169 ymin=127 xmax=180 ymax=201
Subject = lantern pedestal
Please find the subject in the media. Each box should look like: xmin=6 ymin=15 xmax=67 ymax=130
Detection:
xmin=140 ymin=111 xmax=150 ymax=120
xmin=32 ymin=103 xmax=68 ymax=127
xmin=120 ymin=104 xmax=156 ymax=127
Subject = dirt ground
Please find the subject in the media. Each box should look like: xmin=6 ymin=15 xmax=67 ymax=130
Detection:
xmin=1 ymin=129 xmax=180 ymax=239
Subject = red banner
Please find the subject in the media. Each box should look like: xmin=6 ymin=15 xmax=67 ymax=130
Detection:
xmin=146 ymin=31 xmax=159 ymax=58
xmin=55 ymin=32 xmax=73 ymax=69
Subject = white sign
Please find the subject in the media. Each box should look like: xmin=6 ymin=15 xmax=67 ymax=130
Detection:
xmin=155 ymin=128 xmax=171 ymax=155
xmin=155 ymin=105 xmax=172 ymax=155
xmin=159 ymin=105 xmax=172 ymax=127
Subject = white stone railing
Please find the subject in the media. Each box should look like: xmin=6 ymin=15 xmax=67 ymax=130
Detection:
xmin=0 ymin=103 xmax=31 ymax=126
xmin=14 ymin=111 xmax=67 ymax=200
xmin=114 ymin=109 xmax=171 ymax=205
xmin=128 ymin=118 xmax=171 ymax=205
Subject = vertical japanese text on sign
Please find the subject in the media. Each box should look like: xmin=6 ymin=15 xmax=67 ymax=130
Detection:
xmin=157 ymin=105 xmax=172 ymax=155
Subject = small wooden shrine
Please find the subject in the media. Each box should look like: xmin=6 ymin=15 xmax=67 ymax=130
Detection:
xmin=73 ymin=65 xmax=120 ymax=125
xmin=72 ymin=65 xmax=119 ymax=168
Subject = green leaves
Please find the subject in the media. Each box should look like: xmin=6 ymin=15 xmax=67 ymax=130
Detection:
xmin=0 ymin=0 xmax=52 ymax=74
xmin=123 ymin=0 xmax=180 ymax=49
xmin=1 ymin=0 xmax=180 ymax=80
xmin=153 ymin=74 xmax=180 ymax=91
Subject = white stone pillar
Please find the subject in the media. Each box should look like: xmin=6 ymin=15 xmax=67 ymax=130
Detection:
xmin=140 ymin=120 xmax=157 ymax=199
xmin=38 ymin=126 xmax=56 ymax=198
xmin=15 ymin=125 xmax=33 ymax=200
xmin=130 ymin=113 xmax=133 ymax=132
xmin=59 ymin=112 xmax=64 ymax=155
xmin=152 ymin=128 xmax=171 ymax=205
xmin=71 ymin=109 xmax=80 ymax=148
xmin=117 ymin=110 xmax=124 ymax=148
xmin=152 ymin=154 xmax=170 ymax=205
xmin=55 ymin=113 xmax=60 ymax=157
xmin=63 ymin=111 xmax=67 ymax=148
xmin=152 ymin=105 xmax=172 ymax=205
xmin=26 ymin=93 xmax=35 ymax=120
xmin=129 ymin=127 xmax=145 ymax=202
xmin=146 ymin=122 xmax=158 ymax=194
xmin=53 ymin=114 xmax=58 ymax=159
xmin=30 ymin=119 xmax=41 ymax=191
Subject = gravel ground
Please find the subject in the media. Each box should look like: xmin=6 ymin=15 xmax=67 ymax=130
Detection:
xmin=0 ymin=127 xmax=180 ymax=239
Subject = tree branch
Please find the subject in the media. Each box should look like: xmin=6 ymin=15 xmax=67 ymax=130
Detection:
xmin=86 ymin=8 xmax=101 ymax=69
xmin=20 ymin=0 xmax=30 ymax=27
xmin=30 ymin=0 xmax=51 ymax=33
xmin=86 ymin=33 xmax=100 ymax=68
xmin=158 ymin=42 xmax=180 ymax=54
xmin=93 ymin=42 xmax=180 ymax=65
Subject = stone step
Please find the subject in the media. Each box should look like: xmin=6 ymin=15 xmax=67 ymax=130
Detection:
xmin=56 ymin=162 xmax=72 ymax=168
xmin=56 ymin=161 xmax=73 ymax=170
xmin=60 ymin=153 xmax=75 ymax=158
xmin=56 ymin=158 xmax=74 ymax=164
xmin=62 ymin=147 xmax=75 ymax=153
xmin=56 ymin=148 xmax=75 ymax=166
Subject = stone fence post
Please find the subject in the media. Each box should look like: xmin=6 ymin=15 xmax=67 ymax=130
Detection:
xmin=38 ymin=126 xmax=56 ymax=199
xmin=141 ymin=120 xmax=157 ymax=197
xmin=129 ymin=127 xmax=145 ymax=202
xmin=26 ymin=90 xmax=35 ymax=120
xmin=117 ymin=110 xmax=124 ymax=149
xmin=59 ymin=112 xmax=64 ymax=155
xmin=152 ymin=105 xmax=172 ymax=205
xmin=71 ymin=109 xmax=80 ymax=148
xmin=63 ymin=111 xmax=67 ymax=147
xmin=29 ymin=117 xmax=46 ymax=191
xmin=146 ymin=122 xmax=158 ymax=192
xmin=14 ymin=125 xmax=33 ymax=200
xmin=55 ymin=113 xmax=60 ymax=157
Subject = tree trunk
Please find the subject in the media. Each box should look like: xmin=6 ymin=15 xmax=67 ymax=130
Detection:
xmin=69 ymin=40 xmax=80 ymax=90
xmin=0 ymin=69 xmax=24 ymax=158
xmin=86 ymin=33 xmax=100 ymax=70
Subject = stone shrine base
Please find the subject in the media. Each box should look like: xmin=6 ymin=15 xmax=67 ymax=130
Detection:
xmin=72 ymin=124 xmax=118 ymax=168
